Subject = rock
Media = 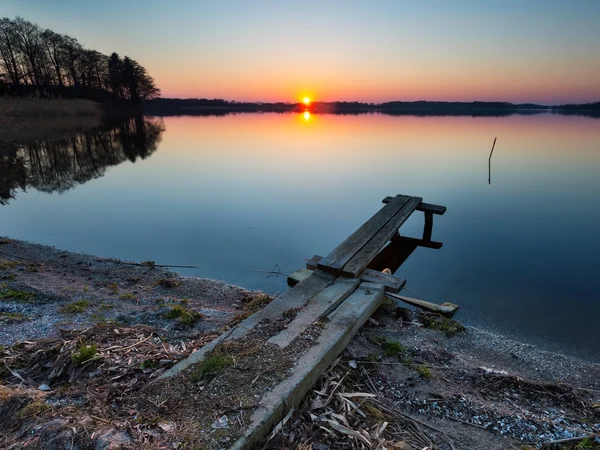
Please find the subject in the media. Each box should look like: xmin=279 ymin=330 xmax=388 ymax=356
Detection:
xmin=93 ymin=428 xmax=134 ymax=450
xmin=38 ymin=383 xmax=51 ymax=391
xmin=211 ymin=415 xmax=229 ymax=429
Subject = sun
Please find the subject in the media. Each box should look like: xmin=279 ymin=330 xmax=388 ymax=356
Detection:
xmin=303 ymin=96 xmax=311 ymax=105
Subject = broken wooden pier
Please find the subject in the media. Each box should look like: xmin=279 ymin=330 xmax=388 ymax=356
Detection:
xmin=159 ymin=194 xmax=447 ymax=449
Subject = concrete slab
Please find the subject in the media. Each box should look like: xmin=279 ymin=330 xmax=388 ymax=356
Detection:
xmin=267 ymin=277 xmax=360 ymax=349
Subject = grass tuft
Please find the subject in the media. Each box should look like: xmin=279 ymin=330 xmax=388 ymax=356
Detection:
xmin=164 ymin=304 xmax=203 ymax=326
xmin=59 ymin=299 xmax=90 ymax=314
xmin=0 ymin=311 xmax=29 ymax=323
xmin=156 ymin=278 xmax=180 ymax=288
xmin=416 ymin=365 xmax=432 ymax=380
xmin=17 ymin=399 xmax=50 ymax=420
xmin=72 ymin=343 xmax=98 ymax=365
xmin=420 ymin=313 xmax=466 ymax=337
xmin=190 ymin=353 xmax=233 ymax=383
xmin=0 ymin=289 xmax=36 ymax=302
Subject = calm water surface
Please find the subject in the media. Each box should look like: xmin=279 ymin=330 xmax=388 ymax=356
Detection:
xmin=2 ymin=113 xmax=599 ymax=358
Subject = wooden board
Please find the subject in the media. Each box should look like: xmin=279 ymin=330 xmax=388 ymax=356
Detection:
xmin=360 ymin=268 xmax=406 ymax=293
xmin=306 ymin=255 xmax=322 ymax=271
xmin=291 ymin=264 xmax=405 ymax=293
xmin=387 ymin=292 xmax=459 ymax=317
xmin=317 ymin=195 xmax=412 ymax=275
xmin=342 ymin=197 xmax=422 ymax=277
xmin=382 ymin=196 xmax=446 ymax=215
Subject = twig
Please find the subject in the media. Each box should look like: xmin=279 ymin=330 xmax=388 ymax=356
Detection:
xmin=0 ymin=249 xmax=33 ymax=262
xmin=4 ymin=361 xmax=28 ymax=384
xmin=446 ymin=415 xmax=486 ymax=430
xmin=543 ymin=435 xmax=595 ymax=445
xmin=249 ymin=264 xmax=290 ymax=278
xmin=122 ymin=262 xmax=199 ymax=269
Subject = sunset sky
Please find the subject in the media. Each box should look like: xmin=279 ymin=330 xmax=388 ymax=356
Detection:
xmin=3 ymin=0 xmax=599 ymax=104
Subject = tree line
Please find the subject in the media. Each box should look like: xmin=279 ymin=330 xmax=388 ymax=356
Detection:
xmin=0 ymin=17 xmax=159 ymax=103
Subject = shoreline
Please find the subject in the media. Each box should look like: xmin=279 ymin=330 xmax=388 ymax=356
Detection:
xmin=1 ymin=237 xmax=599 ymax=449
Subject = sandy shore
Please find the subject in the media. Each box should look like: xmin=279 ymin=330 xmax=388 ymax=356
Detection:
xmin=1 ymin=237 xmax=598 ymax=449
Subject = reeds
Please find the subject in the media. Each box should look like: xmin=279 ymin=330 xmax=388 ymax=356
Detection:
xmin=0 ymin=96 xmax=100 ymax=118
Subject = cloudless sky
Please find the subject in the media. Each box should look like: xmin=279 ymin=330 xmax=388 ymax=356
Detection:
xmin=3 ymin=0 xmax=599 ymax=104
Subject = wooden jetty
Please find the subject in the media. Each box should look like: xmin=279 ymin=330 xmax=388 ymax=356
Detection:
xmin=159 ymin=194 xmax=446 ymax=449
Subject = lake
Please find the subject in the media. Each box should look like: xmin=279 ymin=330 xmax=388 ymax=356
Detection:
xmin=1 ymin=112 xmax=599 ymax=359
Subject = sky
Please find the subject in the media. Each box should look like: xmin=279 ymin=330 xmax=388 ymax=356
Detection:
xmin=3 ymin=0 xmax=600 ymax=104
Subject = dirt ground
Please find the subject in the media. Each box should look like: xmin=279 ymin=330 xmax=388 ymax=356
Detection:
xmin=1 ymin=237 xmax=599 ymax=449
xmin=0 ymin=237 xmax=253 ymax=348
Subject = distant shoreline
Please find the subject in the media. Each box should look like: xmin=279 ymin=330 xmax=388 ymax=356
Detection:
xmin=143 ymin=98 xmax=600 ymax=118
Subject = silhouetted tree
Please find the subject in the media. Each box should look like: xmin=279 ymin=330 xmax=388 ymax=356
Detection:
xmin=107 ymin=52 xmax=123 ymax=98
xmin=0 ymin=16 xmax=159 ymax=102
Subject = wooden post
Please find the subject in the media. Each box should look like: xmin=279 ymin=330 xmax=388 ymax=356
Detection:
xmin=423 ymin=211 xmax=433 ymax=241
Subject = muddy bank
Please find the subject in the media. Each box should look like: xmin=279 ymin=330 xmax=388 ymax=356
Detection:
xmin=1 ymin=237 xmax=599 ymax=449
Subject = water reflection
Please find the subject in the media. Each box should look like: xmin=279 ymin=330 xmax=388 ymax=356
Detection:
xmin=0 ymin=116 xmax=164 ymax=204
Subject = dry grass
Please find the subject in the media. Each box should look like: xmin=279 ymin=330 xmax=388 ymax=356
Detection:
xmin=0 ymin=96 xmax=100 ymax=118
xmin=0 ymin=97 xmax=102 ymax=144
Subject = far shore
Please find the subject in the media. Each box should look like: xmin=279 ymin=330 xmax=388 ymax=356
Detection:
xmin=1 ymin=236 xmax=598 ymax=449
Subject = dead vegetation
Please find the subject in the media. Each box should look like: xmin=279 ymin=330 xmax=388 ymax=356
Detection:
xmin=0 ymin=324 xmax=219 ymax=449
xmin=263 ymin=358 xmax=447 ymax=450
xmin=228 ymin=292 xmax=274 ymax=326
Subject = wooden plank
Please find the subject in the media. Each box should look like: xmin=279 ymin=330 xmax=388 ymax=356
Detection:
xmin=306 ymin=255 xmax=322 ymax=270
xmin=291 ymin=264 xmax=406 ymax=293
xmin=360 ymin=268 xmax=405 ymax=293
xmin=382 ymin=196 xmax=446 ymax=215
xmin=317 ymin=195 xmax=412 ymax=274
xmin=387 ymin=292 xmax=459 ymax=317
xmin=342 ymin=197 xmax=422 ymax=277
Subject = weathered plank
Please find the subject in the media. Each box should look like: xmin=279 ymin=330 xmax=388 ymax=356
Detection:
xmin=306 ymin=254 xmax=322 ymax=270
xmin=288 ymin=268 xmax=313 ymax=286
xmin=342 ymin=197 xmax=422 ymax=277
xmin=360 ymin=268 xmax=405 ymax=293
xmin=382 ymin=196 xmax=446 ymax=215
xmin=387 ymin=292 xmax=459 ymax=317
xmin=290 ymin=264 xmax=405 ymax=293
xmin=317 ymin=195 xmax=412 ymax=275
xmin=268 ymin=277 xmax=360 ymax=349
